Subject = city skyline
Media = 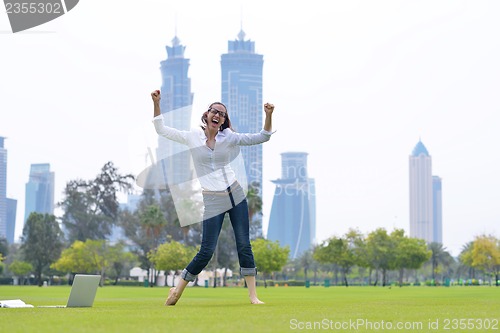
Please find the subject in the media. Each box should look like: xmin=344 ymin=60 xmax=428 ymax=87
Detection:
xmin=1 ymin=1 xmax=499 ymax=256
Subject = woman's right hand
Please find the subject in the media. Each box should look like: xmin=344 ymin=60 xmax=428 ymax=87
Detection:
xmin=151 ymin=90 xmax=161 ymax=103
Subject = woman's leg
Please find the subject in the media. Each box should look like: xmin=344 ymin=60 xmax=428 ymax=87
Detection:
xmin=229 ymin=199 xmax=264 ymax=304
xmin=244 ymin=275 xmax=265 ymax=304
xmin=165 ymin=278 xmax=189 ymax=305
xmin=165 ymin=213 xmax=225 ymax=306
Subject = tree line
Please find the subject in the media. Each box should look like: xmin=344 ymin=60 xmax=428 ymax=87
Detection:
xmin=0 ymin=161 xmax=498 ymax=287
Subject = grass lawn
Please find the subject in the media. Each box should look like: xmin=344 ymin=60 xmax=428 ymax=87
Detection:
xmin=1 ymin=285 xmax=499 ymax=332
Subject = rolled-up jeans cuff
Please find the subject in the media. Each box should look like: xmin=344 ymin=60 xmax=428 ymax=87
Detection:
xmin=240 ymin=267 xmax=257 ymax=276
xmin=181 ymin=269 xmax=197 ymax=282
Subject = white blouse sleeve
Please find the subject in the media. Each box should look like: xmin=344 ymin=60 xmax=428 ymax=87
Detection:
xmin=152 ymin=115 xmax=189 ymax=145
xmin=227 ymin=129 xmax=274 ymax=146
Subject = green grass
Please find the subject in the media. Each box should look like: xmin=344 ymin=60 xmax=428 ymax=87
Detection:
xmin=1 ymin=285 xmax=499 ymax=332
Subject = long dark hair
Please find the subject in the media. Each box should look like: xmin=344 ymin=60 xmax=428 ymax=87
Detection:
xmin=200 ymin=102 xmax=232 ymax=131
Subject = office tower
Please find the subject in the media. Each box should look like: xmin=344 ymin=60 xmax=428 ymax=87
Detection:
xmin=156 ymin=35 xmax=193 ymax=185
xmin=221 ymin=29 xmax=264 ymax=195
xmin=409 ymin=140 xmax=442 ymax=243
xmin=432 ymin=176 xmax=443 ymax=244
xmin=267 ymin=152 xmax=316 ymax=259
xmin=0 ymin=137 xmax=6 ymax=239
xmin=24 ymin=163 xmax=55 ymax=223
xmin=6 ymin=198 xmax=17 ymax=244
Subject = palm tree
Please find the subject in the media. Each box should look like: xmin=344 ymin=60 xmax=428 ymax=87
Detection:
xmin=246 ymin=182 xmax=263 ymax=240
xmin=458 ymin=241 xmax=476 ymax=281
xmin=139 ymin=205 xmax=167 ymax=286
xmin=298 ymin=250 xmax=314 ymax=282
xmin=428 ymin=242 xmax=455 ymax=283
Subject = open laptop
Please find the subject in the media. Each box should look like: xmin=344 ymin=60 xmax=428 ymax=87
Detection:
xmin=38 ymin=274 xmax=101 ymax=308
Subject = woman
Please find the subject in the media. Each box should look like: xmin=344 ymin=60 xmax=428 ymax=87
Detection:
xmin=150 ymin=90 xmax=275 ymax=305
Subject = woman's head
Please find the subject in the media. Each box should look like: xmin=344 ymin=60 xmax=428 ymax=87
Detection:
xmin=201 ymin=102 xmax=232 ymax=131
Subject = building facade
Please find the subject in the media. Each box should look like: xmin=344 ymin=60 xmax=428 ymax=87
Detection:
xmin=432 ymin=175 xmax=443 ymax=244
xmin=409 ymin=140 xmax=442 ymax=243
xmin=0 ymin=137 xmax=7 ymax=239
xmin=6 ymin=198 xmax=17 ymax=244
xmin=267 ymin=152 xmax=316 ymax=259
xmin=220 ymin=29 xmax=264 ymax=195
xmin=24 ymin=163 xmax=55 ymax=223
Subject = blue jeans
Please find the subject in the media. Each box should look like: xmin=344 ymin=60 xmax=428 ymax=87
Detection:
xmin=181 ymin=187 xmax=257 ymax=281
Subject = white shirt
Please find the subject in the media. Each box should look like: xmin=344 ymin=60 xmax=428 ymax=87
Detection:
xmin=153 ymin=115 xmax=273 ymax=191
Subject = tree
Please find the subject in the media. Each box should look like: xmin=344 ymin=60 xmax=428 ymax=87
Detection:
xmin=107 ymin=241 xmax=137 ymax=285
xmin=427 ymin=242 xmax=455 ymax=284
xmin=247 ymin=182 xmax=263 ymax=240
xmin=119 ymin=199 xmax=169 ymax=286
xmin=119 ymin=189 xmax=202 ymax=285
xmin=313 ymin=229 xmax=363 ymax=287
xmin=59 ymin=161 xmax=134 ymax=242
xmin=20 ymin=213 xmax=64 ymax=286
xmin=52 ymin=240 xmax=90 ymax=274
xmin=391 ymin=229 xmax=431 ymax=286
xmin=8 ymin=260 xmax=33 ymax=285
xmin=459 ymin=241 xmax=477 ymax=280
xmin=365 ymin=228 xmax=396 ymax=286
xmin=252 ymin=238 xmax=289 ymax=287
xmin=469 ymin=235 xmax=500 ymax=286
xmin=148 ymin=239 xmax=197 ymax=286
xmin=0 ymin=237 xmax=8 ymax=258
xmin=52 ymin=239 xmax=112 ymax=285
xmin=297 ymin=250 xmax=315 ymax=282
xmin=140 ymin=205 xmax=167 ymax=250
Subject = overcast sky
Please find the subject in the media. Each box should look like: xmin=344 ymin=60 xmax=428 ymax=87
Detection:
xmin=1 ymin=0 xmax=499 ymax=256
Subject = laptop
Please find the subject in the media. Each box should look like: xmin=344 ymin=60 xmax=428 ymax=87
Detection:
xmin=38 ymin=274 xmax=101 ymax=308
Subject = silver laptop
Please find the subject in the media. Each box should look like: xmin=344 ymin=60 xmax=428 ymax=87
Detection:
xmin=38 ymin=274 xmax=101 ymax=308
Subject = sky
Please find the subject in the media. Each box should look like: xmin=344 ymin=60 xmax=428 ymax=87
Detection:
xmin=1 ymin=0 xmax=499 ymax=256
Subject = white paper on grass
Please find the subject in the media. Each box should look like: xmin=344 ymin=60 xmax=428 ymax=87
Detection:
xmin=135 ymin=106 xmax=248 ymax=227
xmin=0 ymin=299 xmax=34 ymax=308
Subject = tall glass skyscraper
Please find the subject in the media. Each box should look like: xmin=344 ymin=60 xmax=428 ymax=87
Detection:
xmin=156 ymin=35 xmax=193 ymax=185
xmin=432 ymin=176 xmax=443 ymax=244
xmin=0 ymin=137 xmax=7 ymax=239
xmin=0 ymin=137 xmax=17 ymax=243
xmin=267 ymin=152 xmax=316 ymax=259
xmin=409 ymin=140 xmax=442 ymax=243
xmin=24 ymin=163 xmax=55 ymax=223
xmin=220 ymin=29 xmax=264 ymax=195
xmin=6 ymin=198 xmax=17 ymax=244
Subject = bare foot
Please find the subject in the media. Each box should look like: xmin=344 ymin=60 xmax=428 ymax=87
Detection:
xmin=250 ymin=297 xmax=265 ymax=304
xmin=165 ymin=288 xmax=180 ymax=306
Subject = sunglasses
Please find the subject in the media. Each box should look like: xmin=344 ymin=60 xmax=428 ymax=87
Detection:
xmin=208 ymin=108 xmax=227 ymax=118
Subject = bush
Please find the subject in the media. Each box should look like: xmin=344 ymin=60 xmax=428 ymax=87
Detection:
xmin=0 ymin=277 xmax=13 ymax=285
xmin=104 ymin=279 xmax=143 ymax=287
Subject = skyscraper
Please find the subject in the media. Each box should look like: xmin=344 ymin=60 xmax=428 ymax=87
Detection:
xmin=156 ymin=35 xmax=194 ymax=185
xmin=0 ymin=137 xmax=7 ymax=239
xmin=220 ymin=29 xmax=264 ymax=195
xmin=409 ymin=140 xmax=442 ymax=243
xmin=267 ymin=152 xmax=316 ymax=259
xmin=432 ymin=176 xmax=443 ymax=244
xmin=0 ymin=137 xmax=18 ymax=243
xmin=24 ymin=163 xmax=55 ymax=223
xmin=6 ymin=198 xmax=17 ymax=244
